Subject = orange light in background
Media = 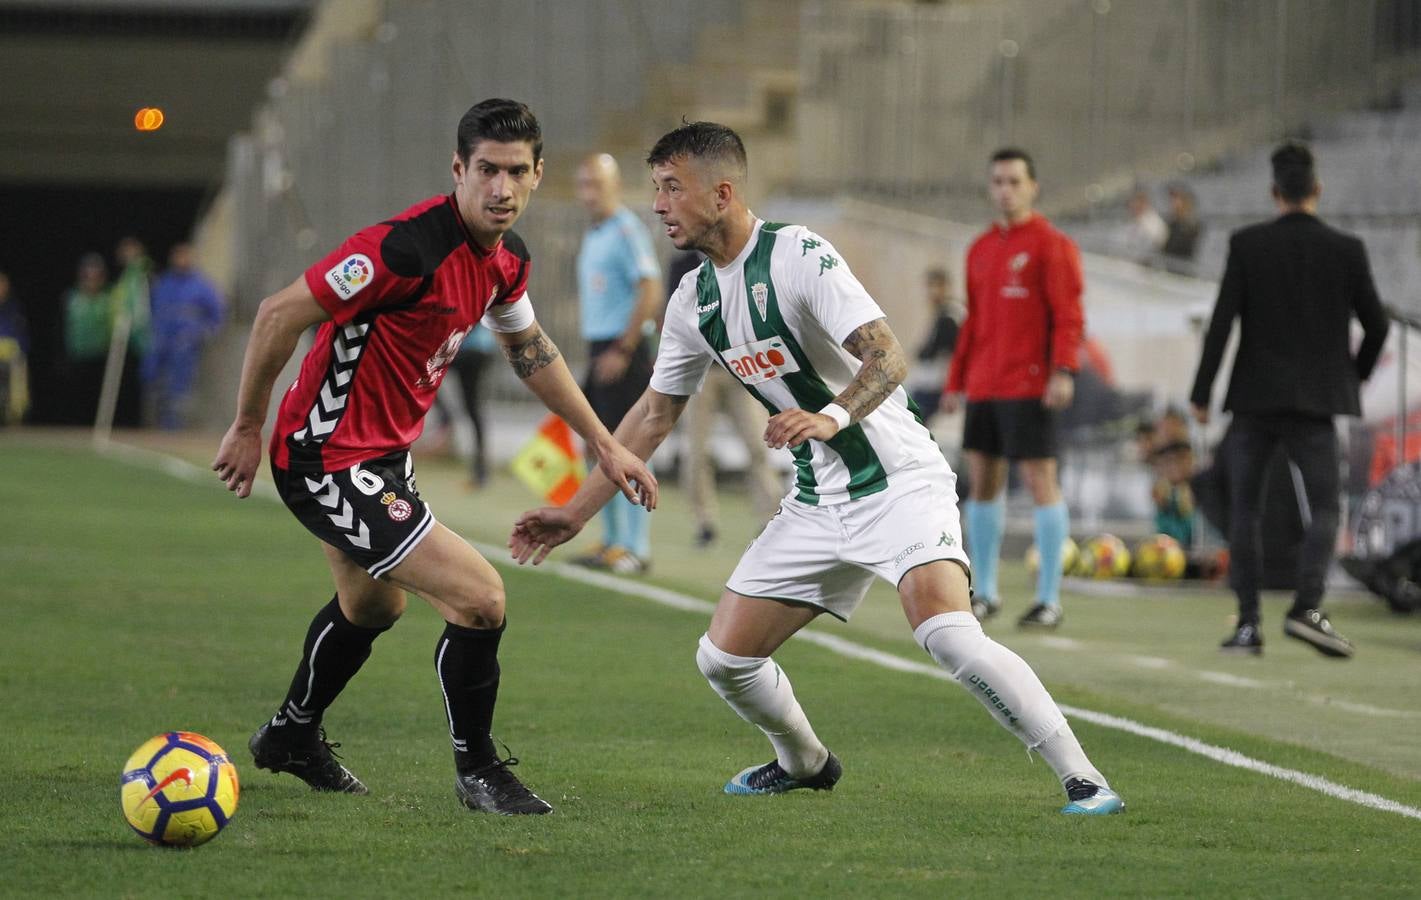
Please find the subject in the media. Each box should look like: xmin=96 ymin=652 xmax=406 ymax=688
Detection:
xmin=134 ymin=107 xmax=165 ymax=132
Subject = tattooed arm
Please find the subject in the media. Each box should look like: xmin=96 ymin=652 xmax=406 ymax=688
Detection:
xmin=835 ymin=317 xmax=909 ymax=422
xmin=495 ymin=322 xmax=659 ymax=509
xmin=762 ymin=317 xmax=909 ymax=450
xmin=498 ymin=321 xmax=562 ymax=379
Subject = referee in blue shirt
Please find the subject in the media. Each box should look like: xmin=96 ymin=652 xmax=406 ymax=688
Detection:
xmin=574 ymin=153 xmax=663 ymax=574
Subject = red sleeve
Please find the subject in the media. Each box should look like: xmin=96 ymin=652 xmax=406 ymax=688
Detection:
xmin=1044 ymin=231 xmax=1084 ymax=372
xmin=302 ymin=224 xmax=425 ymax=324
xmin=945 ymin=247 xmax=978 ymax=394
xmin=496 ymin=252 xmax=531 ymax=306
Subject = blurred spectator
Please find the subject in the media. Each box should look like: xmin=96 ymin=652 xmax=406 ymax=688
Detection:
xmin=144 ymin=242 xmax=225 ymax=430
xmin=63 ymin=253 xmax=112 ymax=423
xmin=1118 ymin=187 xmax=1167 ymax=264
xmin=449 ymin=325 xmax=498 ymax=488
xmin=112 ymin=236 xmax=153 ymax=358
xmin=1161 ymin=184 xmax=1201 ymax=274
xmin=108 ymin=236 xmax=151 ymax=426
xmin=1147 ymin=408 xmax=1195 ymax=547
xmin=572 ymin=152 xmax=662 ymax=574
xmin=1133 ymin=418 xmax=1157 ymax=463
xmin=0 ymin=271 xmax=30 ymax=425
xmin=669 ymin=248 xmax=783 ymax=547
xmin=906 ymin=266 xmax=960 ymax=414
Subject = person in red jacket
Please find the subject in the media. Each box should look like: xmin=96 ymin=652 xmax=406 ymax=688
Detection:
xmin=941 ymin=148 xmax=1084 ymax=629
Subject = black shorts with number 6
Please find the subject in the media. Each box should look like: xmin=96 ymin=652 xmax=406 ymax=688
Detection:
xmin=962 ymin=398 xmax=1058 ymax=460
xmin=272 ymin=450 xmax=434 ymax=578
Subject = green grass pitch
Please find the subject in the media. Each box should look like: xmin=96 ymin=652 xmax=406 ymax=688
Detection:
xmin=2 ymin=436 xmax=1419 ymax=897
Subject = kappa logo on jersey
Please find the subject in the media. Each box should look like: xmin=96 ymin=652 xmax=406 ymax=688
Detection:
xmin=721 ymin=336 xmax=800 ymax=385
xmin=325 ymin=253 xmax=375 ymax=300
xmin=696 ymin=298 xmax=720 ymax=315
xmin=751 ymin=282 xmax=769 ymax=321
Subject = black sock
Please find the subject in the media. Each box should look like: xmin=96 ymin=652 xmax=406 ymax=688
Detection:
xmin=271 ymin=595 xmax=390 ymax=741
xmin=436 ymin=619 xmax=504 ymax=772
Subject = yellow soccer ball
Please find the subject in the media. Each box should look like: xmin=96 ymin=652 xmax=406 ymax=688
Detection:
xmin=1081 ymin=534 xmax=1132 ymax=579
xmin=120 ymin=732 xmax=239 ymax=847
xmin=1024 ymin=537 xmax=1080 ymax=575
xmin=1133 ymin=533 xmax=1188 ymax=580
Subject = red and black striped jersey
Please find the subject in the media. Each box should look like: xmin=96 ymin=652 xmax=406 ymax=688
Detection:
xmin=271 ymin=193 xmax=530 ymax=473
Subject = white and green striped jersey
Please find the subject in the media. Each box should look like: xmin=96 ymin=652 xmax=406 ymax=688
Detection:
xmin=650 ymin=219 xmax=946 ymax=506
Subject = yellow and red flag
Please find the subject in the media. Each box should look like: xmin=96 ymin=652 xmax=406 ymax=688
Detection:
xmin=509 ymin=414 xmax=586 ymax=505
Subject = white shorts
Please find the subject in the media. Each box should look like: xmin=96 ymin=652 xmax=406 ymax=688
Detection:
xmin=726 ymin=465 xmax=970 ymax=621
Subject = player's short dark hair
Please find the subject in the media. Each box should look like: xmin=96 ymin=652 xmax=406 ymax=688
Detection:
xmin=990 ymin=147 xmax=1036 ymax=180
xmin=457 ymin=98 xmax=542 ymax=163
xmin=1271 ymin=140 xmax=1317 ymax=203
xmin=646 ymin=121 xmax=748 ymax=180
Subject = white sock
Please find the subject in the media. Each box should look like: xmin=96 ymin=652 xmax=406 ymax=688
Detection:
xmin=696 ymin=634 xmax=828 ymax=778
xmin=1035 ymin=723 xmax=1107 ymax=789
xmin=914 ymin=611 xmax=1105 ymax=786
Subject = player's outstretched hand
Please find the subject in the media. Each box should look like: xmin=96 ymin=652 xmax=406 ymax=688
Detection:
xmin=510 ymin=507 xmax=583 ymax=565
xmin=212 ymin=424 xmax=262 ymax=499
xmin=765 ymin=408 xmax=840 ymax=450
xmin=596 ymin=441 xmax=658 ymax=510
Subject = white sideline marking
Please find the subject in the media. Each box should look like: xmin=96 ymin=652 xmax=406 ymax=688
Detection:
xmin=1196 ymin=671 xmax=1270 ymax=689
xmin=1036 ymin=635 xmax=1085 ymax=651
xmin=104 ymin=440 xmax=1421 ymax=822
xmin=1126 ymin=652 xmax=1421 ymax=720
xmin=1129 ymin=655 xmax=1173 ymax=670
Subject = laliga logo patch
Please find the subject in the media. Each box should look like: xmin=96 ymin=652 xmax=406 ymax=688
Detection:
xmin=720 ymin=336 xmax=800 ymax=385
xmin=324 ymin=253 xmax=374 ymax=300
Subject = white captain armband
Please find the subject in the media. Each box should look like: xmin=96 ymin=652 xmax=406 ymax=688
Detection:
xmin=480 ymin=292 xmax=536 ymax=333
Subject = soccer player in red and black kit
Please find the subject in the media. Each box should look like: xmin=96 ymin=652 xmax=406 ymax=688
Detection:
xmin=212 ymin=99 xmax=657 ymax=815
xmin=941 ymin=148 xmax=1084 ymax=630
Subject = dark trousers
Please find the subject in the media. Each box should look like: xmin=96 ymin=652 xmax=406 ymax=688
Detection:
xmin=583 ymin=338 xmax=652 ymax=431
xmin=1225 ymin=413 xmax=1339 ymax=624
xmin=450 ymin=349 xmax=494 ymax=484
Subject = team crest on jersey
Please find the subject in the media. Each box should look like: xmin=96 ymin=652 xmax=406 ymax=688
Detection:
xmin=416 ymin=327 xmax=471 ymax=388
xmin=721 ymin=336 xmax=800 ymax=385
xmin=325 ymin=253 xmax=374 ymax=300
xmin=751 ymin=282 xmax=769 ymax=321
xmin=1002 ymin=251 xmax=1031 ymax=299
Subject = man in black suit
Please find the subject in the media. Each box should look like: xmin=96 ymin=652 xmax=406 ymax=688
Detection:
xmin=1190 ymin=141 xmax=1389 ymax=658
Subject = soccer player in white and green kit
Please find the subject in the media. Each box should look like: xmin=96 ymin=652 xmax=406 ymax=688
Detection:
xmin=510 ymin=122 xmax=1123 ymax=815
